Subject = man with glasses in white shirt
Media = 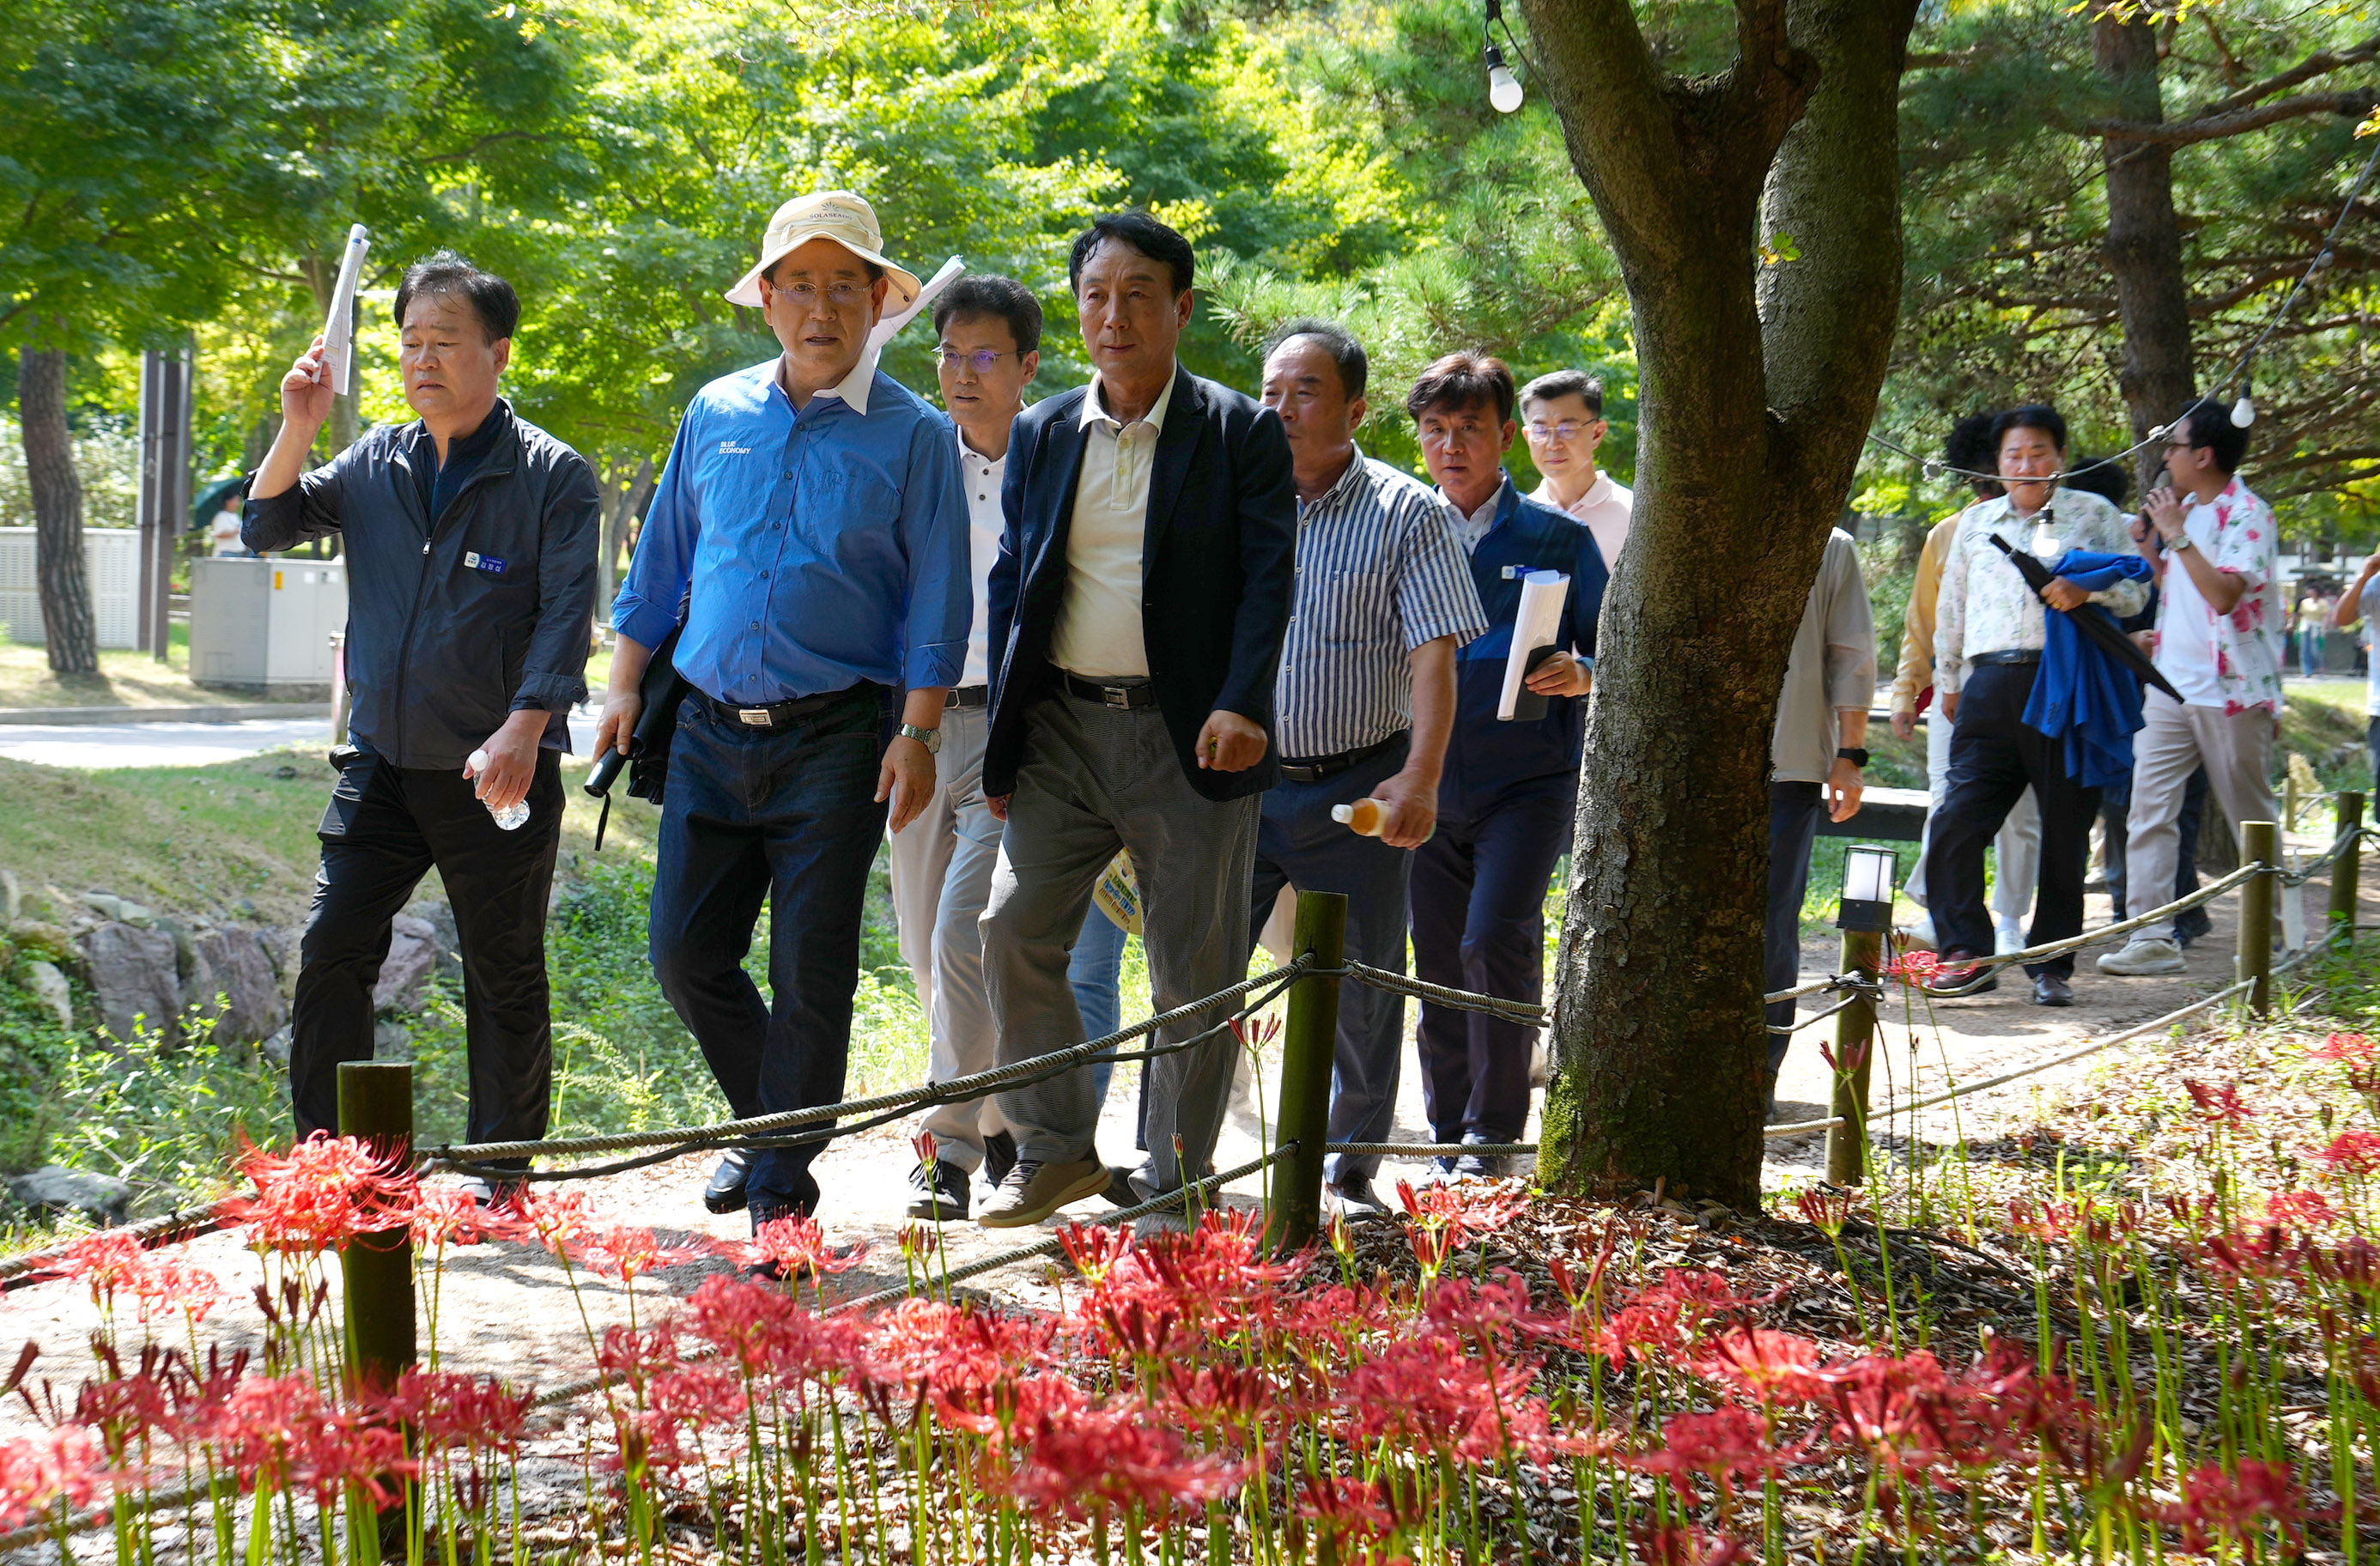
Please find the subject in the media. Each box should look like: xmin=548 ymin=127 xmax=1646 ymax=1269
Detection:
xmin=1520 ymin=370 xmax=1630 ymax=572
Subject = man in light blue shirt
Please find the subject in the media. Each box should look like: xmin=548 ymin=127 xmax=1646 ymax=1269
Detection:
xmin=601 ymin=191 xmax=969 ymax=1237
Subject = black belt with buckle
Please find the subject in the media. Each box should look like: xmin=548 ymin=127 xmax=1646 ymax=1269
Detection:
xmin=1279 ymin=731 xmax=1406 ymax=786
xmin=1970 ymin=649 xmax=2043 ymax=667
xmin=1060 ymin=671 xmax=1159 ymax=711
xmin=696 ymin=683 xmax=874 ymax=731
xmin=945 ymin=685 xmax=989 ymax=710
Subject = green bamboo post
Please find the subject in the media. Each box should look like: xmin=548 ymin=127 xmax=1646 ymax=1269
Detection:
xmin=1266 ymin=890 xmax=1345 ymax=1254
xmin=2238 ymin=820 xmax=2277 ymax=1017
xmin=1824 ymin=930 xmax=1882 ymax=1186
xmin=337 ymin=1061 xmax=416 ymax=1387
xmin=2331 ymin=792 xmax=2364 ymax=933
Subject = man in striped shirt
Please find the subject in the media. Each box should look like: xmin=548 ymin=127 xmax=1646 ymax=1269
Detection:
xmin=1253 ymin=320 xmax=1487 ymax=1217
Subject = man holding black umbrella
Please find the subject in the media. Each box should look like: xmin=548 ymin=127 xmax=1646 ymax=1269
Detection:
xmin=2098 ymin=398 xmax=2281 ymax=977
xmin=1924 ymin=405 xmax=2146 ymax=1006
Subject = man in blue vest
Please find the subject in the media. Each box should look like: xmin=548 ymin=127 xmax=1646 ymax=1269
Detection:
xmin=1406 ymin=352 xmax=1606 ymax=1178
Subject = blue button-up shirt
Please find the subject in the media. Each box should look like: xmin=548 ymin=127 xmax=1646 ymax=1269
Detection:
xmin=611 ymin=358 xmax=971 ymax=703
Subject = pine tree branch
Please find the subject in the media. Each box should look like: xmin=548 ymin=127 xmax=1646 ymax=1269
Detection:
xmin=2086 ymin=88 xmax=2380 ymax=145
xmin=2195 ymin=33 xmax=2378 ymax=119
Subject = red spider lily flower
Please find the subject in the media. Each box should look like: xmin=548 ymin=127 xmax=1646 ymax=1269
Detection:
xmin=1694 ymin=1325 xmax=1825 ymax=1405
xmin=1076 ymin=1211 xmax=1298 ymax=1334
xmin=1057 ymin=1221 xmax=1134 ymax=1284
xmin=73 ymin=1358 xmax=176 ymax=1448
xmin=1882 ymin=949 xmax=1940 ymax=983
xmin=2005 ymin=1199 xmax=2077 ymax=1243
xmin=1794 ymin=1187 xmax=1857 ymax=1237
xmin=1623 ymin=1405 xmax=1791 ymax=1502
xmin=680 ymin=1274 xmax=872 ymax=1389
xmin=1588 ymin=1272 xmax=1764 ymax=1369
xmin=1629 ymin=1520 xmax=1752 ymax=1566
xmin=1296 ymin=1474 xmax=1395 ymax=1546
xmin=2312 ymin=1130 xmax=2380 ymax=1178
xmin=1809 ymin=1344 xmax=2083 ymax=1480
xmin=1395 ymin=1180 xmax=1523 ymax=1243
xmin=0 ymin=1424 xmax=106 ymax=1531
xmin=2309 ymin=1031 xmax=2376 ymax=1063
xmin=997 ymin=1379 xmax=1247 ymax=1522
xmin=287 ymin=1406 xmax=414 ymax=1508
xmin=2158 ymin=1460 xmax=2323 ymax=1555
xmin=2199 ymin=1223 xmax=2308 ymax=1283
xmin=507 ymin=1187 xmax=594 ymax=1258
xmin=410 ymin=1185 xmax=492 ymax=1250
xmin=2183 ymin=1078 xmax=2256 ymax=1127
xmin=573 ymin=1225 xmax=703 ymax=1285
xmin=867 ymin=1296 xmax=1056 ymax=1432
xmin=1228 ymin=1013 xmax=1282 ymax=1052
xmin=131 ymin=1255 xmax=222 ymax=1326
xmin=2265 ymin=1190 xmax=2338 ymax=1229
xmin=1421 ymin=1271 xmax=1568 ymax=1351
xmin=374 ymin=1369 xmax=532 ymax=1454
xmin=1339 ymin=1333 xmax=1544 ymax=1463
xmin=748 ymin=1214 xmax=865 ymax=1276
xmin=60 ymin=1231 xmax=151 ymax=1310
xmin=1157 ymin=1359 xmax=1288 ymax=1436
xmin=222 ymin=1132 xmax=420 ymax=1254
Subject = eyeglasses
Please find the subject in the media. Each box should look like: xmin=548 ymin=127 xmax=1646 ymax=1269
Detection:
xmin=936 ymin=348 xmax=1024 ymax=373
xmin=1524 ymin=420 xmax=1595 ymax=443
xmin=765 ymin=280 xmax=872 ymax=309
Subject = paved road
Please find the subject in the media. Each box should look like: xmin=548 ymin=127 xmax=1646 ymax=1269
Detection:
xmin=0 ymin=705 xmax=610 ymax=770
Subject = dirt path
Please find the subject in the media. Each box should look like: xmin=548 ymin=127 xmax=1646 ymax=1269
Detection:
xmin=1 ymin=827 xmax=2355 ymax=1437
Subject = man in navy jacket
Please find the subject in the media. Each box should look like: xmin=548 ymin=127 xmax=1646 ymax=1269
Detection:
xmin=1406 ymin=353 xmax=1606 ymax=1177
xmin=974 ymin=212 xmax=1296 ymax=1229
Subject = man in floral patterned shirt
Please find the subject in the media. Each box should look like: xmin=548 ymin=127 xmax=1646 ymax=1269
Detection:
xmin=2099 ymin=398 xmax=2280 ymax=977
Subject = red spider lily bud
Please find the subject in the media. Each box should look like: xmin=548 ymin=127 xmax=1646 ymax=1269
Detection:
xmin=373 ymin=1369 xmax=533 ymax=1454
xmin=2182 ymin=1078 xmax=2256 ymax=1128
xmin=1295 ymin=1474 xmax=1395 ymax=1547
xmin=897 ymin=1223 xmax=940 ymax=1265
xmin=912 ymin=1130 xmax=938 ymax=1167
xmin=1228 ymin=1013 xmax=1282 ymax=1051
xmin=1795 ymin=1187 xmax=1856 ymax=1237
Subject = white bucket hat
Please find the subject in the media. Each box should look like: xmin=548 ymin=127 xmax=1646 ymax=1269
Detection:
xmin=726 ymin=191 xmax=922 ymax=312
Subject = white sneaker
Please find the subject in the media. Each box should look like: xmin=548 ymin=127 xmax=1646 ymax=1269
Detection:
xmin=2098 ymin=937 xmax=2186 ymax=976
xmin=1995 ymin=919 xmax=2027 ymax=956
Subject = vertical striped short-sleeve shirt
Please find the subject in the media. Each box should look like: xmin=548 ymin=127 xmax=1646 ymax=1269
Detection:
xmin=1275 ymin=448 xmax=1489 ymax=759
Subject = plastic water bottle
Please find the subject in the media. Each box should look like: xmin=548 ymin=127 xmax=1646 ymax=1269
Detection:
xmin=466 ymin=750 xmax=531 ymax=831
xmin=1331 ymin=799 xmax=1386 ymax=836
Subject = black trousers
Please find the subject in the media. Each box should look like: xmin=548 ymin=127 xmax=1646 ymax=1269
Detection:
xmin=1924 ymin=661 xmax=2098 ymax=979
xmin=1764 ymin=781 xmax=1825 ymax=1085
xmin=291 ymin=747 xmax=564 ymax=1155
xmin=1409 ymin=771 xmax=1572 ymax=1144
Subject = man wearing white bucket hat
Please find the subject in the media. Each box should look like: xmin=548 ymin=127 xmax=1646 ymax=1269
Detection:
xmin=603 ymin=191 xmax=971 ymax=1239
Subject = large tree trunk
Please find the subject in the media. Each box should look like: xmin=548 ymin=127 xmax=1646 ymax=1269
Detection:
xmin=597 ymin=454 xmax=656 ymax=618
xmin=18 ymin=345 xmax=100 ymax=676
xmin=2094 ymin=8 xmax=2195 ymax=497
xmin=301 ymin=247 xmax=362 ymax=459
xmin=1526 ymin=0 xmax=1918 ymax=1211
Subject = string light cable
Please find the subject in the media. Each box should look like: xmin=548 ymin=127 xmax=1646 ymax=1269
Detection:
xmin=1868 ymin=130 xmax=2380 ymax=488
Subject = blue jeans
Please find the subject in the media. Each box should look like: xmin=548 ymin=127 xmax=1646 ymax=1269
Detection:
xmin=648 ymin=689 xmax=889 ymax=1223
xmin=1069 ymin=903 xmax=1131 ymax=1106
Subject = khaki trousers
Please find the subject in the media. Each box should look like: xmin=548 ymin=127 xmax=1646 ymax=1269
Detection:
xmin=2122 ymin=689 xmax=2277 ymax=943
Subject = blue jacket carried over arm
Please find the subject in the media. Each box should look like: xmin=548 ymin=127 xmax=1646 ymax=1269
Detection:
xmin=2025 ymin=549 xmax=2157 ymax=791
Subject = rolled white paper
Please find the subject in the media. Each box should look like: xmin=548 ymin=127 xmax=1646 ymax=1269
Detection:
xmin=1497 ymin=570 xmax=1570 ymax=721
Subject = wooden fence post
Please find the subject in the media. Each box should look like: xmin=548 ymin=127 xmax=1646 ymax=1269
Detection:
xmin=2239 ymin=820 xmax=2276 ymax=1017
xmin=1824 ymin=930 xmax=1881 ymax=1185
xmin=1266 ymin=890 xmax=1345 ymax=1254
xmin=2331 ymin=792 xmax=2364 ymax=934
xmin=337 ymin=1062 xmax=416 ymax=1387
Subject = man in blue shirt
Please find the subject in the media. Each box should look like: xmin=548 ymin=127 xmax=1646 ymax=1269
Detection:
xmin=1407 ymin=352 xmax=1606 ymax=1179
xmin=602 ymin=191 xmax=970 ymax=1235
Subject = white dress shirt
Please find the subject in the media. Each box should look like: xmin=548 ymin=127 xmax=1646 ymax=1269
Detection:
xmin=956 ymin=433 xmax=1005 ymax=689
xmin=1533 ymin=470 xmax=1633 ymax=569
xmin=1050 ymin=374 xmax=1176 ymax=678
xmin=1452 ymin=490 xmax=1500 ymax=554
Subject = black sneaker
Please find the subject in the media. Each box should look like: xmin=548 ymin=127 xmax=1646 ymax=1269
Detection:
xmin=906 ymin=1159 xmax=970 ymax=1220
xmin=1921 ymin=951 xmax=2000 ymax=998
xmin=983 ymin=1130 xmax=1017 ymax=1188
xmin=1329 ymin=1174 xmax=1392 ymax=1217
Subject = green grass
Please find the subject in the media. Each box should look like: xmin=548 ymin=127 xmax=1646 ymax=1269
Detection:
xmin=0 ymin=621 xmax=323 ymax=710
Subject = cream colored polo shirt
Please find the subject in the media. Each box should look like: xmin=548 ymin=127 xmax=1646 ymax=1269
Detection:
xmin=1050 ymin=373 xmax=1176 ymax=678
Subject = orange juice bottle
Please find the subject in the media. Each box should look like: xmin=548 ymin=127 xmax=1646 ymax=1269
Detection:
xmin=1331 ymin=798 xmax=1386 ymax=836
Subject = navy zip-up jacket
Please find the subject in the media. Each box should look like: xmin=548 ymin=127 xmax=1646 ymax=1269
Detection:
xmin=243 ymin=399 xmax=602 ymax=770
xmin=1440 ymin=475 xmax=1608 ymax=817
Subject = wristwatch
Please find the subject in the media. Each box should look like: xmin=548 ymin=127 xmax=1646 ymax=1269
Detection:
xmin=898 ymin=722 xmax=942 ymax=755
xmin=2168 ymin=533 xmax=2195 ymax=552
xmin=1837 ymin=747 xmax=1870 ymax=769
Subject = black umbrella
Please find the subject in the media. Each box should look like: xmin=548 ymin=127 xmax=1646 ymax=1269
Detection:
xmin=584 ymin=623 xmax=691 ymax=850
xmin=1986 ymin=533 xmax=2184 ymax=704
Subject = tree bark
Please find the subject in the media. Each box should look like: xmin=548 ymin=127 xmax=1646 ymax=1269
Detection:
xmin=2094 ymin=7 xmax=2196 ymax=498
xmin=18 ymin=345 xmax=100 ymax=676
xmin=1526 ymin=0 xmax=1918 ymax=1211
xmin=597 ymin=454 xmax=656 ymax=619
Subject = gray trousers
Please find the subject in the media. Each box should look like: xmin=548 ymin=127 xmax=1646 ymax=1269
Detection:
xmin=2125 ymin=689 xmax=2277 ymax=943
xmin=985 ymin=688 xmax=1260 ymax=1192
xmin=886 ymin=703 xmax=1009 ymax=1172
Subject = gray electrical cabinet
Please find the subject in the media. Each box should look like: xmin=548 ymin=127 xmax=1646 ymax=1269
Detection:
xmin=189 ymin=557 xmax=348 ymax=696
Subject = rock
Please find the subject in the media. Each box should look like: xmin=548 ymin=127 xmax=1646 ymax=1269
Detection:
xmin=23 ymin=960 xmax=72 ymax=1030
xmin=7 ymin=1166 xmax=131 ymax=1225
xmin=152 ymin=914 xmax=208 ymax=1005
xmin=191 ymin=930 xmax=288 ymax=1045
xmin=81 ymin=893 xmax=124 ymax=923
xmin=77 ymin=921 xmax=182 ymax=1043
xmin=261 ymin=1025 xmax=293 ymax=1066
xmin=230 ymin=897 xmax=259 ymax=921
xmin=402 ymin=899 xmax=462 ymax=984
xmin=8 ymin=920 xmax=79 ymax=968
xmin=374 ymin=1017 xmax=410 ymax=1058
xmin=257 ymin=926 xmax=299 ymax=983
xmin=0 ymin=868 xmax=17 ymax=921
xmin=373 ymin=914 xmax=438 ymax=1015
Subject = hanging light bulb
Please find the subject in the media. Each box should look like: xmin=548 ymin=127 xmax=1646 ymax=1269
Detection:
xmin=2231 ymin=392 xmax=2256 ymax=428
xmin=1484 ymin=40 xmax=1523 ymax=112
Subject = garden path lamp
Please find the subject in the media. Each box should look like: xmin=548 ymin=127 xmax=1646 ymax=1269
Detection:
xmin=1837 ymin=844 xmax=1897 ymax=934
xmin=1484 ymin=0 xmax=1522 ymax=111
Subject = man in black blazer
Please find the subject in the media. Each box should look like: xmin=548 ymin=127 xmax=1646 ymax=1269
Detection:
xmin=974 ymin=212 xmax=1296 ymax=1228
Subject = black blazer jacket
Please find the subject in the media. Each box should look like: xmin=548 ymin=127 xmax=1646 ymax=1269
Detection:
xmin=983 ymin=365 xmax=1296 ymax=804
